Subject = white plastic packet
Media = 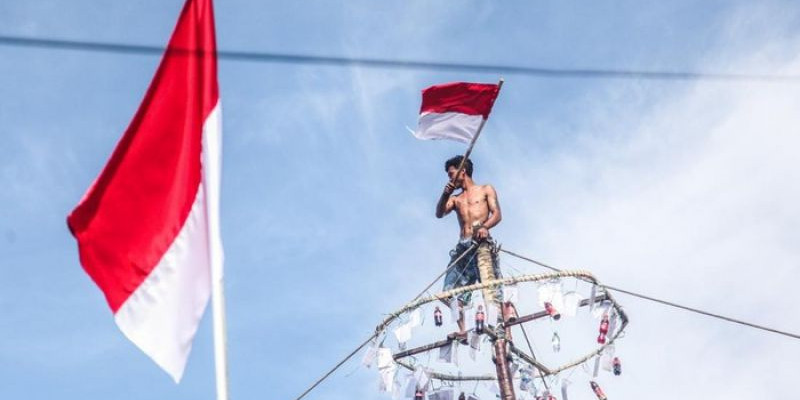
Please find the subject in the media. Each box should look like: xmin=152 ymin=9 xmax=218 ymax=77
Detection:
xmin=377 ymin=348 xmax=393 ymax=369
xmin=403 ymin=373 xmax=417 ymax=398
xmin=592 ymin=355 xmax=601 ymax=378
xmin=362 ymin=343 xmax=377 ymax=368
xmin=427 ymin=389 xmax=454 ymax=400
xmin=379 ymin=363 xmax=397 ymax=392
xmin=561 ymin=378 xmax=571 ymax=400
xmin=601 ymin=345 xmax=616 ymax=372
xmin=409 ymin=308 xmax=422 ymax=328
xmin=394 ymin=323 xmax=412 ymax=345
xmin=562 ymin=291 xmax=584 ymax=317
xmin=503 ymin=285 xmax=519 ymax=303
xmin=438 ymin=341 xmax=454 ymax=363
xmin=414 ymin=368 xmax=430 ymax=391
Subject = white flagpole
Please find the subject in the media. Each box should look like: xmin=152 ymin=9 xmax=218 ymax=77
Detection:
xmin=211 ymin=274 xmax=230 ymax=400
xmin=202 ymin=104 xmax=230 ymax=400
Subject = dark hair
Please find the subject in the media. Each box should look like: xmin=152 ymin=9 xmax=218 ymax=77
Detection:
xmin=445 ymin=155 xmax=473 ymax=177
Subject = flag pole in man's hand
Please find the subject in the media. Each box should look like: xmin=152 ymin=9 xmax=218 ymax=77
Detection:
xmin=411 ymin=78 xmax=505 ymax=193
xmin=451 ymin=78 xmax=504 ymax=186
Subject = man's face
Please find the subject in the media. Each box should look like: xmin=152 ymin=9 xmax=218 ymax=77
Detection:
xmin=447 ymin=166 xmax=464 ymax=187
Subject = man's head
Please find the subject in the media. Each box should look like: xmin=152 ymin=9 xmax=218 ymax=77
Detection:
xmin=445 ymin=155 xmax=473 ymax=186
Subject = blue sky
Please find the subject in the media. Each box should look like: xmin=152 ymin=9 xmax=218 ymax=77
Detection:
xmin=2 ymin=1 xmax=800 ymax=399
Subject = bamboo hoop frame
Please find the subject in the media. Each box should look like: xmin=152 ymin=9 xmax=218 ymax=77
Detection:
xmin=374 ymin=270 xmax=629 ymax=382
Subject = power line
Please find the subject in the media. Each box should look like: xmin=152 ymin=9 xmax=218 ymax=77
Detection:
xmin=2 ymin=35 xmax=800 ymax=82
xmin=499 ymin=248 xmax=800 ymax=340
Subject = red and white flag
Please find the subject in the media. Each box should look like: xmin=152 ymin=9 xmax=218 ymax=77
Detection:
xmin=414 ymin=82 xmax=501 ymax=143
xmin=67 ymin=0 xmax=223 ymax=382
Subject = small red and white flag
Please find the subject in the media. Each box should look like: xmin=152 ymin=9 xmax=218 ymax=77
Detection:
xmin=67 ymin=0 xmax=223 ymax=382
xmin=414 ymin=82 xmax=501 ymax=143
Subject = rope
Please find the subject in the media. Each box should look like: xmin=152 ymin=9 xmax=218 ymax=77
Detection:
xmin=499 ymin=248 xmax=800 ymax=340
xmin=293 ymin=243 xmax=477 ymax=400
xmin=379 ymin=270 xmax=606 ymax=328
xmin=413 ymin=243 xmax=478 ymax=302
xmin=292 ymin=335 xmax=377 ymax=400
xmin=516 ymin=313 xmax=548 ymax=392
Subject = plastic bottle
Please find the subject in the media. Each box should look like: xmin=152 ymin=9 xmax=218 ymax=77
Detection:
xmin=589 ymin=381 xmax=607 ymax=400
xmin=536 ymin=392 xmax=556 ymax=400
xmin=545 ymin=302 xmax=561 ymax=320
xmin=434 ymin=307 xmax=443 ymax=327
xmin=504 ymin=301 xmax=517 ymax=322
xmin=551 ymin=332 xmax=561 ymax=352
xmin=475 ymin=305 xmax=485 ymax=334
xmin=597 ymin=314 xmax=609 ymax=344
xmin=520 ymin=367 xmax=532 ymax=391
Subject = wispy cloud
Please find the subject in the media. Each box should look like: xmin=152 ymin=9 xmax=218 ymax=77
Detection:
xmin=479 ymin=44 xmax=800 ymax=400
xmin=328 ymin=6 xmax=800 ymax=399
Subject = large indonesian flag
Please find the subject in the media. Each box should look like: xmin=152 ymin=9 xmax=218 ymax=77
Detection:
xmin=67 ymin=0 xmax=223 ymax=382
xmin=414 ymin=82 xmax=501 ymax=143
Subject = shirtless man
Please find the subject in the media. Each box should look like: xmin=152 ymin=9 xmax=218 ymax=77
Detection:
xmin=436 ymin=155 xmax=503 ymax=339
xmin=436 ymin=156 xmax=502 ymax=240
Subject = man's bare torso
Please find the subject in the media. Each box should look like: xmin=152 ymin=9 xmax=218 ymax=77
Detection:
xmin=451 ymin=185 xmax=495 ymax=239
xmin=436 ymin=162 xmax=502 ymax=241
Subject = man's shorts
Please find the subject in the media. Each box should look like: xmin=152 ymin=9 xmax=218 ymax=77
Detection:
xmin=442 ymin=238 xmax=501 ymax=305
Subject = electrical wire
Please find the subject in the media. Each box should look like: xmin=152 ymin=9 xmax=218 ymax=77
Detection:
xmin=2 ymin=35 xmax=800 ymax=82
xmin=499 ymin=248 xmax=800 ymax=340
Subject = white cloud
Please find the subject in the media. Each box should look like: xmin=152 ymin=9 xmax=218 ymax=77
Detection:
xmin=480 ymin=44 xmax=800 ymax=400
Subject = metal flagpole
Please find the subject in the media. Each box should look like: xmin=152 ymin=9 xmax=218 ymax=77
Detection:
xmin=202 ymin=107 xmax=230 ymax=400
xmin=211 ymin=274 xmax=230 ymax=400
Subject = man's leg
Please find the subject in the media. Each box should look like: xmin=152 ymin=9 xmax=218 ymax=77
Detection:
xmin=457 ymin=299 xmax=466 ymax=334
xmin=444 ymin=297 xmax=468 ymax=344
xmin=443 ymin=243 xmax=475 ymax=343
xmin=477 ymin=239 xmax=515 ymax=341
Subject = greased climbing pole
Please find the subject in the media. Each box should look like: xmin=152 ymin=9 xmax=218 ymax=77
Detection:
xmin=474 ymin=241 xmax=514 ymax=400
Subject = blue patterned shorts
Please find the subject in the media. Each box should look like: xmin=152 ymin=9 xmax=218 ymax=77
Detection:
xmin=442 ymin=238 xmax=501 ymax=305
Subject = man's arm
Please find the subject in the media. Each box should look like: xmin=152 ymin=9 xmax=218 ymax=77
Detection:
xmin=436 ymin=182 xmax=456 ymax=218
xmin=475 ymin=185 xmax=501 ymax=240
xmin=483 ymin=185 xmax=502 ymax=229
